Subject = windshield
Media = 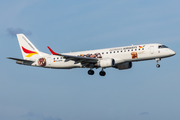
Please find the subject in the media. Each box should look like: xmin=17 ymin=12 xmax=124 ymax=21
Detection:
xmin=158 ymin=45 xmax=168 ymax=49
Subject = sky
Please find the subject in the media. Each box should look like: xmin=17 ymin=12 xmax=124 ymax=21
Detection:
xmin=0 ymin=0 xmax=180 ymax=120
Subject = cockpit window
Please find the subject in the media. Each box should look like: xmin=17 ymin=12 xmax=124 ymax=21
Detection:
xmin=158 ymin=45 xmax=168 ymax=49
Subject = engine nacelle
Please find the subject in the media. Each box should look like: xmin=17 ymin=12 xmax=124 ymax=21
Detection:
xmin=99 ymin=58 xmax=115 ymax=68
xmin=115 ymin=62 xmax=132 ymax=70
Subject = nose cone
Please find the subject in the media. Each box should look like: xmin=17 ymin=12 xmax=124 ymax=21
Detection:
xmin=169 ymin=50 xmax=176 ymax=56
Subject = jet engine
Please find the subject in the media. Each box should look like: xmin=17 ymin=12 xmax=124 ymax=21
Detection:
xmin=114 ymin=62 xmax=132 ymax=70
xmin=99 ymin=58 xmax=115 ymax=68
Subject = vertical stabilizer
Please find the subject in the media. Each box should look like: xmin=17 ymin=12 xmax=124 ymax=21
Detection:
xmin=17 ymin=34 xmax=42 ymax=59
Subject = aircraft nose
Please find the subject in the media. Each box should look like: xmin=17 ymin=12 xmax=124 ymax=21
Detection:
xmin=169 ymin=50 xmax=176 ymax=56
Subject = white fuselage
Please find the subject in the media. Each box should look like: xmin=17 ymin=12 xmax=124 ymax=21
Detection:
xmin=8 ymin=34 xmax=176 ymax=76
xmin=30 ymin=43 xmax=175 ymax=69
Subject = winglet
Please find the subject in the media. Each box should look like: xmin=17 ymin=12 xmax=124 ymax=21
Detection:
xmin=47 ymin=46 xmax=59 ymax=55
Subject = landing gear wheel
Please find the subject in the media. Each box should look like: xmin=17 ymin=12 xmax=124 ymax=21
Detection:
xmin=88 ymin=70 xmax=94 ymax=75
xmin=99 ymin=71 xmax=106 ymax=76
xmin=156 ymin=64 xmax=160 ymax=68
xmin=155 ymin=58 xmax=161 ymax=68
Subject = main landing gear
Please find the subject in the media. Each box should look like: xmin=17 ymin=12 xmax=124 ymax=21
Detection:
xmin=155 ymin=58 xmax=161 ymax=68
xmin=88 ymin=69 xmax=94 ymax=75
xmin=99 ymin=69 xmax=106 ymax=76
xmin=88 ymin=69 xmax=106 ymax=76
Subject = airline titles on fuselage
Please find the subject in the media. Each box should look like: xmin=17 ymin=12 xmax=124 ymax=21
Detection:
xmin=109 ymin=45 xmax=144 ymax=52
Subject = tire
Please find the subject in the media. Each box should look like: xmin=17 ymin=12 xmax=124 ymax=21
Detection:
xmin=99 ymin=71 xmax=106 ymax=76
xmin=88 ymin=70 xmax=94 ymax=75
xmin=156 ymin=64 xmax=160 ymax=68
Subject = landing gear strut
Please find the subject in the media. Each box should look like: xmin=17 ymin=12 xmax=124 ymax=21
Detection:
xmin=155 ymin=58 xmax=161 ymax=68
xmin=99 ymin=69 xmax=106 ymax=76
xmin=88 ymin=69 xmax=94 ymax=75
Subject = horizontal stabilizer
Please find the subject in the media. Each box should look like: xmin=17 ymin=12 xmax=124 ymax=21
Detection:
xmin=7 ymin=57 xmax=35 ymax=62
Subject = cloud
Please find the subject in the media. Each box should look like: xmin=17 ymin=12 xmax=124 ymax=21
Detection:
xmin=25 ymin=112 xmax=62 ymax=120
xmin=139 ymin=112 xmax=149 ymax=115
xmin=7 ymin=28 xmax=32 ymax=37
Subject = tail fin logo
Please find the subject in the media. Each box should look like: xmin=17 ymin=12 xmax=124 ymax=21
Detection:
xmin=22 ymin=46 xmax=38 ymax=57
xmin=139 ymin=46 xmax=144 ymax=49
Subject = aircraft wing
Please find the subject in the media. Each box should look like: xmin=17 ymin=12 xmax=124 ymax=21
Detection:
xmin=47 ymin=46 xmax=98 ymax=63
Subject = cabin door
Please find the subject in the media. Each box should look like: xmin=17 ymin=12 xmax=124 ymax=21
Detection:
xmin=150 ymin=46 xmax=154 ymax=54
xmin=47 ymin=57 xmax=51 ymax=65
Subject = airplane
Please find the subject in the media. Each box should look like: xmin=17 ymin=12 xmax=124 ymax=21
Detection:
xmin=7 ymin=34 xmax=176 ymax=76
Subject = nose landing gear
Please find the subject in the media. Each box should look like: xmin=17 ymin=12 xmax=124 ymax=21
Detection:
xmin=156 ymin=64 xmax=160 ymax=68
xmin=155 ymin=58 xmax=161 ymax=68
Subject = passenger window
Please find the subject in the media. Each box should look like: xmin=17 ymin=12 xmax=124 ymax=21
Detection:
xmin=110 ymin=52 xmax=112 ymax=54
xmin=128 ymin=50 xmax=130 ymax=52
xmin=124 ymin=50 xmax=126 ymax=52
xmin=114 ymin=51 xmax=115 ymax=53
xmin=135 ymin=49 xmax=137 ymax=51
xmin=106 ymin=52 xmax=108 ymax=54
xmin=121 ymin=51 xmax=122 ymax=52
xmin=117 ymin=51 xmax=119 ymax=53
xmin=142 ymin=48 xmax=144 ymax=50
xmin=131 ymin=49 xmax=133 ymax=51
xmin=102 ymin=52 xmax=104 ymax=54
xmin=139 ymin=49 xmax=140 ymax=50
